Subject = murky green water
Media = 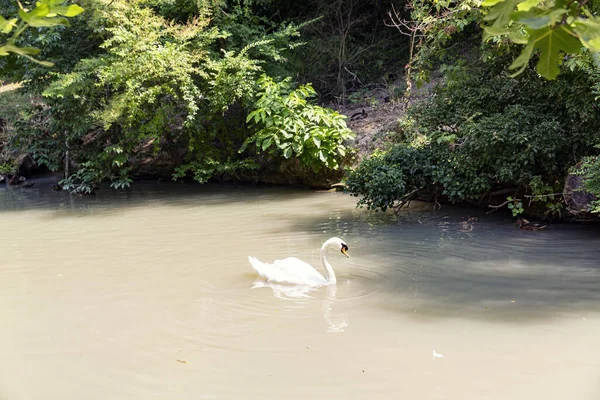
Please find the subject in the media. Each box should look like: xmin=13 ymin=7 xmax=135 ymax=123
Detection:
xmin=1 ymin=179 xmax=600 ymax=399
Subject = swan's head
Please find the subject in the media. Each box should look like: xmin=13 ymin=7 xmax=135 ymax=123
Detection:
xmin=326 ymin=237 xmax=349 ymax=258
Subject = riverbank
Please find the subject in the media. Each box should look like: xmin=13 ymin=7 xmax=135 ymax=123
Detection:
xmin=3 ymin=78 xmax=598 ymax=223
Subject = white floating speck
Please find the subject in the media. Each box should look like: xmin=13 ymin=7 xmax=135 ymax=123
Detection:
xmin=432 ymin=349 xmax=444 ymax=360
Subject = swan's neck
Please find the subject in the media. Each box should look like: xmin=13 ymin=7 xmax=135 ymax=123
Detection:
xmin=320 ymin=240 xmax=337 ymax=284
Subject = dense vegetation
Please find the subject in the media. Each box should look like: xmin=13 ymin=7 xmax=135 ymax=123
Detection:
xmin=1 ymin=0 xmax=600 ymax=217
xmin=344 ymin=0 xmax=600 ymax=217
xmin=346 ymin=52 xmax=600 ymax=216
xmin=1 ymin=0 xmax=367 ymax=191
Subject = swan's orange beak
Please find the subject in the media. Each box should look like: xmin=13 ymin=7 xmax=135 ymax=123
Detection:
xmin=341 ymin=246 xmax=349 ymax=258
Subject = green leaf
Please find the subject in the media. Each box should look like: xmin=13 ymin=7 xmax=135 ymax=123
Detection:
xmin=484 ymin=0 xmax=519 ymax=28
xmin=49 ymin=4 xmax=85 ymax=17
xmin=482 ymin=0 xmax=506 ymax=6
xmin=312 ymin=136 xmax=321 ymax=148
xmin=318 ymin=151 xmax=326 ymax=162
xmin=573 ymin=17 xmax=600 ymax=53
xmin=283 ymin=147 xmax=292 ymax=159
xmin=0 ymin=43 xmax=53 ymax=65
xmin=29 ymin=17 xmax=70 ymax=27
xmin=516 ymin=0 xmax=542 ymax=11
xmin=593 ymin=52 xmax=600 ymax=69
xmin=508 ymin=29 xmax=529 ymax=44
xmin=0 ymin=43 xmax=41 ymax=56
xmin=246 ymin=111 xmax=257 ymax=123
xmin=533 ymin=26 xmax=582 ymax=79
xmin=483 ymin=25 xmax=512 ymax=41
xmin=261 ymin=137 xmax=272 ymax=151
xmin=512 ymin=8 xmax=567 ymax=30
xmin=0 ymin=16 xmax=17 ymax=34
xmin=508 ymin=39 xmax=535 ymax=75
xmin=40 ymin=0 xmax=71 ymax=6
xmin=18 ymin=9 xmax=32 ymax=23
xmin=29 ymin=4 xmax=51 ymax=18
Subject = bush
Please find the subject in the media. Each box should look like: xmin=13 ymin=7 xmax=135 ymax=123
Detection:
xmin=241 ymin=75 xmax=354 ymax=172
xmin=346 ymin=54 xmax=600 ymax=213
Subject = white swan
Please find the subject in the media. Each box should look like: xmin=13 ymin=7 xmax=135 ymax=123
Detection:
xmin=248 ymin=237 xmax=349 ymax=286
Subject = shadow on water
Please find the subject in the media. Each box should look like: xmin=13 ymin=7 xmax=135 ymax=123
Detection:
xmin=0 ymin=178 xmax=316 ymax=217
xmin=283 ymin=207 xmax=600 ymax=322
xmin=4 ymin=179 xmax=600 ymax=322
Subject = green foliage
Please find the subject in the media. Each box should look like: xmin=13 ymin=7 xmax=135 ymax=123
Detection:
xmin=5 ymin=0 xmax=344 ymax=192
xmin=173 ymin=158 xmax=258 ymax=184
xmin=384 ymin=0 xmax=484 ymax=92
xmin=528 ymin=175 xmax=564 ymax=216
xmin=0 ymin=0 xmax=84 ymax=66
xmin=580 ymin=155 xmax=600 ymax=213
xmin=58 ymin=161 xmax=101 ymax=194
xmin=506 ymin=196 xmax=524 ymax=217
xmin=242 ymin=75 xmax=354 ymax=171
xmin=345 ymin=144 xmax=431 ymax=211
xmin=482 ymin=0 xmax=600 ymax=79
xmin=0 ymin=82 xmax=35 ymax=173
xmin=0 ymin=162 xmax=14 ymax=174
xmin=346 ymin=53 xmax=600 ymax=213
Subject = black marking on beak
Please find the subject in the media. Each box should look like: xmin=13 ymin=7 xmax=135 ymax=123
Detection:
xmin=341 ymin=243 xmax=349 ymax=258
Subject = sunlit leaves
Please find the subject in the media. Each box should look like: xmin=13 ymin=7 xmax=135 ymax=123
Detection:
xmin=0 ymin=16 xmax=18 ymax=34
xmin=482 ymin=0 xmax=600 ymax=79
xmin=242 ymin=75 xmax=354 ymax=171
xmin=573 ymin=18 xmax=600 ymax=53
xmin=1 ymin=0 xmax=84 ymax=65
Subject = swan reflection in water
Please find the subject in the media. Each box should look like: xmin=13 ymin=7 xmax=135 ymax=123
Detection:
xmin=249 ymin=237 xmax=351 ymax=332
xmin=251 ymin=281 xmax=349 ymax=333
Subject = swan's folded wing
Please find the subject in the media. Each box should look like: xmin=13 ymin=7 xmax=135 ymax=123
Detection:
xmin=267 ymin=257 xmax=326 ymax=285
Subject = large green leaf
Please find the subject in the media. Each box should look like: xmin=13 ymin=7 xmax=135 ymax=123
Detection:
xmin=512 ymin=8 xmax=567 ymax=30
xmin=508 ymin=39 xmax=535 ymax=75
xmin=572 ymin=17 xmax=600 ymax=53
xmin=517 ymin=0 xmax=543 ymax=12
xmin=482 ymin=0 xmax=506 ymax=6
xmin=484 ymin=0 xmax=519 ymax=28
xmin=20 ymin=4 xmax=51 ymax=21
xmin=18 ymin=4 xmax=72 ymax=27
xmin=28 ymin=17 xmax=70 ymax=28
xmin=0 ymin=43 xmax=54 ymax=66
xmin=49 ymin=4 xmax=85 ymax=17
xmin=533 ymin=26 xmax=582 ymax=79
xmin=0 ymin=43 xmax=41 ymax=55
xmin=509 ymin=25 xmax=583 ymax=79
xmin=40 ymin=0 xmax=71 ymax=6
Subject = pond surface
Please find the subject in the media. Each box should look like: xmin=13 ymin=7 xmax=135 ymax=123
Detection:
xmin=1 ymin=179 xmax=600 ymax=399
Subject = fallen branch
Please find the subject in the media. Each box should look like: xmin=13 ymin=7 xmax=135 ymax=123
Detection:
xmin=486 ymin=198 xmax=521 ymax=214
xmin=392 ymin=185 xmax=427 ymax=214
xmin=523 ymin=193 xmax=562 ymax=198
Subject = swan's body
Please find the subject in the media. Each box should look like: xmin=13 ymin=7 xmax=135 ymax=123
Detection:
xmin=248 ymin=237 xmax=349 ymax=286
